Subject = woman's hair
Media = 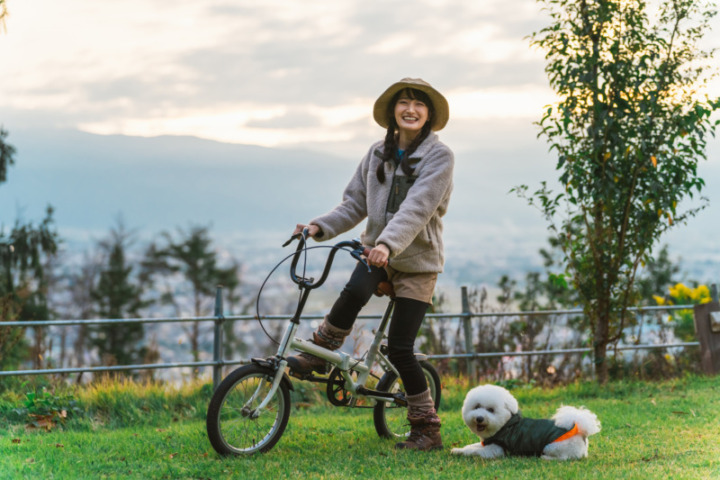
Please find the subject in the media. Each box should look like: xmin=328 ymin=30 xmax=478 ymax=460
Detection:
xmin=376 ymin=88 xmax=435 ymax=183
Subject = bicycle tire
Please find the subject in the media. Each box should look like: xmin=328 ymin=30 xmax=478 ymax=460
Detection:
xmin=372 ymin=360 xmax=441 ymax=439
xmin=206 ymin=364 xmax=291 ymax=455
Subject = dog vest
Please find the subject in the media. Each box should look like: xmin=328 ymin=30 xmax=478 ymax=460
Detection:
xmin=481 ymin=413 xmax=578 ymax=457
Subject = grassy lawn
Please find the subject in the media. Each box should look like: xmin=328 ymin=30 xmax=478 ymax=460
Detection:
xmin=1 ymin=374 xmax=719 ymax=479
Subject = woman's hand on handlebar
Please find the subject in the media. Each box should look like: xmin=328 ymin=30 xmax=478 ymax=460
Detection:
xmin=293 ymin=223 xmax=320 ymax=238
xmin=366 ymin=244 xmax=389 ymax=267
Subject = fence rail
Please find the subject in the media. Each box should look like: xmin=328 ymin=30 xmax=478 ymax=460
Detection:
xmin=0 ymin=286 xmax=706 ymax=386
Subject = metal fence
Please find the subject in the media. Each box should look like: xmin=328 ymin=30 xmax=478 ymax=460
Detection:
xmin=0 ymin=286 xmax=703 ymax=387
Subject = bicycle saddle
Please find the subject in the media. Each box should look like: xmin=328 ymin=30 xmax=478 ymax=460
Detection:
xmin=374 ymin=281 xmax=395 ymax=298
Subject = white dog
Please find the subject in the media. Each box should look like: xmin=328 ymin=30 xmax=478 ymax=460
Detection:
xmin=451 ymin=384 xmax=601 ymax=460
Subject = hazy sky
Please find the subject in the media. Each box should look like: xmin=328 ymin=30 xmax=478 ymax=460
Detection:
xmin=2 ymin=0 xmax=720 ymax=281
xmin=3 ymin=0 xmax=719 ymax=157
xmin=0 ymin=0 xmax=584 ymax=157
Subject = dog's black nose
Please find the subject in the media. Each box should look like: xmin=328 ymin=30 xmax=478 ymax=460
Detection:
xmin=475 ymin=416 xmax=484 ymax=424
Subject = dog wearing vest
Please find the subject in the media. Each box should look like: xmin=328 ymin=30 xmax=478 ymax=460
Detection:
xmin=451 ymin=384 xmax=601 ymax=460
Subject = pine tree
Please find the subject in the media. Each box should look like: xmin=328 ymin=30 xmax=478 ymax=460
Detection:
xmin=89 ymin=224 xmax=149 ymax=370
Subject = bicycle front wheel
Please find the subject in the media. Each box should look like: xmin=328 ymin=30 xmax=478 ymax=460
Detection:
xmin=372 ymin=360 xmax=441 ymax=439
xmin=206 ymin=364 xmax=291 ymax=455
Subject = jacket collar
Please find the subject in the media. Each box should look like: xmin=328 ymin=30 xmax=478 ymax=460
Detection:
xmin=373 ymin=132 xmax=439 ymax=160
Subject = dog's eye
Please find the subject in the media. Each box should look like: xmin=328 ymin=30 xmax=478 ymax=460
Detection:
xmin=487 ymin=407 xmax=494 ymax=413
xmin=474 ymin=404 xmax=482 ymax=410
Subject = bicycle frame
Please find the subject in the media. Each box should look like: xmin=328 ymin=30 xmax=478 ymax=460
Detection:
xmin=251 ymin=232 xmax=420 ymax=413
xmin=206 ymin=231 xmax=443 ymax=456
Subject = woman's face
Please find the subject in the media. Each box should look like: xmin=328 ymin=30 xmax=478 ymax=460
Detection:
xmin=394 ymin=93 xmax=429 ymax=137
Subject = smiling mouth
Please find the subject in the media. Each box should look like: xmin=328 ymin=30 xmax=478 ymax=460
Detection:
xmin=475 ymin=423 xmax=486 ymax=432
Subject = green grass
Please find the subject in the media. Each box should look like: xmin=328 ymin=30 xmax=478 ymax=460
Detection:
xmin=1 ymin=374 xmax=719 ymax=479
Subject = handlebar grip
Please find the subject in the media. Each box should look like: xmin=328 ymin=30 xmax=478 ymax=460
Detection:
xmin=362 ymin=247 xmax=372 ymax=257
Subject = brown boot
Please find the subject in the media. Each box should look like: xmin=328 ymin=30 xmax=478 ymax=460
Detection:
xmin=395 ymin=389 xmax=443 ymax=451
xmin=286 ymin=319 xmax=351 ymax=374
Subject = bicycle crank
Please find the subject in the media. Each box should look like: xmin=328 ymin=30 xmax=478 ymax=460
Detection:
xmin=326 ymin=367 xmax=353 ymax=406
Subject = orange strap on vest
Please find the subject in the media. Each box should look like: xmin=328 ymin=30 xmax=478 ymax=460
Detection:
xmin=552 ymin=423 xmax=579 ymax=443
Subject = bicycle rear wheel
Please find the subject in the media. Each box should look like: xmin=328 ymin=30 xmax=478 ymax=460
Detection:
xmin=372 ymin=360 xmax=441 ymax=439
xmin=206 ymin=364 xmax=291 ymax=455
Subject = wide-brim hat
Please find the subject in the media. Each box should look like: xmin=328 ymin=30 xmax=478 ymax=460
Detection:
xmin=373 ymin=78 xmax=449 ymax=131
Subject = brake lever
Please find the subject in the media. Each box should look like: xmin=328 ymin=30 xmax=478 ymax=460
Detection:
xmin=350 ymin=247 xmax=372 ymax=272
xmin=282 ymin=233 xmax=302 ymax=247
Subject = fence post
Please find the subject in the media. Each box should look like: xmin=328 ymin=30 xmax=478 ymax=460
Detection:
xmin=693 ymin=283 xmax=720 ymax=375
xmin=461 ymin=286 xmax=476 ymax=379
xmin=213 ymin=285 xmax=224 ymax=390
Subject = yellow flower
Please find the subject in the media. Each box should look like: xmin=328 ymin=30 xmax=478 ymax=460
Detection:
xmin=692 ymin=285 xmax=711 ymax=304
xmin=669 ymin=283 xmax=692 ymax=302
xmin=653 ymin=295 xmax=666 ymax=306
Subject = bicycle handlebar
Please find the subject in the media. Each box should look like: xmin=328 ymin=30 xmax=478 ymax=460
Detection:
xmin=283 ymin=229 xmax=370 ymax=290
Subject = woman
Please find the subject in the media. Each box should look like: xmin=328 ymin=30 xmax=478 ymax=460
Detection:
xmin=288 ymin=78 xmax=454 ymax=451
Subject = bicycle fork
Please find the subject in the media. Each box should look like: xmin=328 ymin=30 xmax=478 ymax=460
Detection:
xmin=246 ymin=318 xmax=300 ymax=417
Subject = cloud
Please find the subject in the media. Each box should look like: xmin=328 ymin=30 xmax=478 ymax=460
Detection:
xmin=244 ymin=109 xmax=323 ymax=129
xmin=2 ymin=0 xmax=718 ymax=154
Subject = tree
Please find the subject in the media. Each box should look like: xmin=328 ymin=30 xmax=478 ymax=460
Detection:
xmin=143 ymin=225 xmax=240 ymax=376
xmin=1 ymin=4 xmax=62 ymax=373
xmin=1 ymin=127 xmax=15 ymax=183
xmin=1 ymin=129 xmax=59 ymax=370
xmin=0 ymin=0 xmax=8 ymax=32
xmin=89 ymin=223 xmax=149 ymax=370
xmin=521 ymin=0 xmax=719 ymax=382
xmin=64 ymin=253 xmax=103 ymax=370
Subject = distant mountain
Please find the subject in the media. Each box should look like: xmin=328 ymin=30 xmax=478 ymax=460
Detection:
xmin=2 ymin=128 xmax=356 ymax=235
xmin=1 ymin=127 xmax=719 ymax=286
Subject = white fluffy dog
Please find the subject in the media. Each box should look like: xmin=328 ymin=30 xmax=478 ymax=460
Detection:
xmin=451 ymin=384 xmax=601 ymax=460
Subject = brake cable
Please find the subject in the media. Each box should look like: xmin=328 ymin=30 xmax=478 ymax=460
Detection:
xmin=253 ymin=242 xmax=357 ymax=345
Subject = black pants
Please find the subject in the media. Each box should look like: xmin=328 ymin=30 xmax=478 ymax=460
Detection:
xmin=327 ymin=262 xmax=429 ymax=396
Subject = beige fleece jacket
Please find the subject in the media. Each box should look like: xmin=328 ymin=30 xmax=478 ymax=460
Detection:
xmin=310 ymin=132 xmax=454 ymax=273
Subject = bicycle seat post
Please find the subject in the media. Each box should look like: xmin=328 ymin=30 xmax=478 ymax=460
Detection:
xmin=362 ymin=296 xmax=395 ymax=375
